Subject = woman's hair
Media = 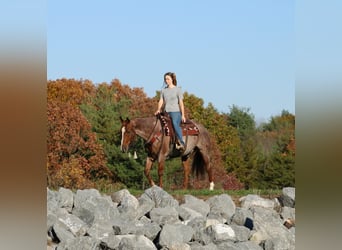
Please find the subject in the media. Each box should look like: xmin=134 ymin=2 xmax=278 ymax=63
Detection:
xmin=164 ymin=72 xmax=177 ymax=86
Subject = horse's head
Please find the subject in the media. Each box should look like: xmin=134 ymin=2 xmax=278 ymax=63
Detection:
xmin=120 ymin=117 xmax=136 ymax=153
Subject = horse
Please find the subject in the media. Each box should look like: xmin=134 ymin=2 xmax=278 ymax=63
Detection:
xmin=120 ymin=114 xmax=214 ymax=190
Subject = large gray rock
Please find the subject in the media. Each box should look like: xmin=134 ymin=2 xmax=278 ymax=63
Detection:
xmin=178 ymin=205 xmax=204 ymax=222
xmin=204 ymin=223 xmax=236 ymax=243
xmin=278 ymin=187 xmax=295 ymax=208
xmin=136 ymin=194 xmax=156 ymax=219
xmin=161 ymin=243 xmax=191 ymax=250
xmin=56 ymin=236 xmax=102 ymax=250
xmin=281 ymin=206 xmax=296 ymax=225
xmin=141 ymin=185 xmax=179 ymax=208
xmin=131 ymin=217 xmax=161 ymax=241
xmin=206 ymin=194 xmax=236 ymax=223
xmin=54 ymin=212 xmax=88 ymax=238
xmin=230 ymin=224 xmax=251 ymax=242
xmin=111 ymin=189 xmax=139 ymax=219
xmin=158 ymin=224 xmax=194 ymax=247
xmin=250 ymin=206 xmax=295 ymax=250
xmin=117 ymin=235 xmax=157 ymax=250
xmin=234 ymin=241 xmax=263 ymax=250
xmin=239 ymin=194 xmax=276 ymax=210
xmin=86 ymin=219 xmax=115 ymax=241
xmin=181 ymin=194 xmax=210 ymax=217
xmin=190 ymin=242 xmax=218 ymax=250
xmin=72 ymin=189 xmax=102 ymax=225
xmin=230 ymin=207 xmax=254 ymax=230
xmin=72 ymin=189 xmax=119 ymax=226
xmin=58 ymin=187 xmax=74 ymax=212
xmin=149 ymin=206 xmax=180 ymax=225
xmin=47 ymin=188 xmax=59 ymax=213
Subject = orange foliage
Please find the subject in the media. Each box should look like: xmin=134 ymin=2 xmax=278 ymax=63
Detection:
xmin=47 ymin=99 xmax=112 ymax=189
xmin=47 ymin=78 xmax=96 ymax=106
xmin=110 ymin=79 xmax=156 ymax=117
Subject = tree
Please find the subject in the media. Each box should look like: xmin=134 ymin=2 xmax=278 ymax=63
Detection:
xmin=47 ymin=78 xmax=95 ymax=106
xmin=80 ymin=82 xmax=152 ymax=189
xmin=225 ymin=105 xmax=260 ymax=189
xmin=256 ymin=110 xmax=295 ymax=188
xmin=228 ymin=105 xmax=256 ymax=139
xmin=47 ymin=99 xmax=112 ymax=190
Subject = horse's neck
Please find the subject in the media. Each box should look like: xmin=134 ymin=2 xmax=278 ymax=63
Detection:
xmin=133 ymin=117 xmax=159 ymax=141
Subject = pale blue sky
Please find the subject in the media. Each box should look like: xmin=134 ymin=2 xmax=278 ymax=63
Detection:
xmin=48 ymin=0 xmax=295 ymax=122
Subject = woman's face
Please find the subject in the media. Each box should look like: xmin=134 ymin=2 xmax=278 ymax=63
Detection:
xmin=164 ymin=75 xmax=173 ymax=85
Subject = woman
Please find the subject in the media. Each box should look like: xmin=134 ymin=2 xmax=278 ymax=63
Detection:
xmin=155 ymin=72 xmax=186 ymax=151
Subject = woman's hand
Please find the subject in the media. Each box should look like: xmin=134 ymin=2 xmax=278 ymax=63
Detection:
xmin=181 ymin=114 xmax=186 ymax=123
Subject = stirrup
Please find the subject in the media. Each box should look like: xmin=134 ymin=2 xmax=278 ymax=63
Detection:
xmin=175 ymin=142 xmax=185 ymax=151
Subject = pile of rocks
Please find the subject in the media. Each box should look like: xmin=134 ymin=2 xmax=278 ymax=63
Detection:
xmin=47 ymin=186 xmax=295 ymax=249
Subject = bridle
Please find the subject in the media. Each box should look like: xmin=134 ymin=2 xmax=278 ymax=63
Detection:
xmin=144 ymin=115 xmax=165 ymax=160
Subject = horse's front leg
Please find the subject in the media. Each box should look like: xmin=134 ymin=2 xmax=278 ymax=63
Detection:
xmin=144 ymin=157 xmax=155 ymax=186
xmin=156 ymin=137 xmax=170 ymax=188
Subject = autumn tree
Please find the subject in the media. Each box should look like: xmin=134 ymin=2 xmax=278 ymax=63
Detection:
xmin=47 ymin=78 xmax=95 ymax=106
xmin=47 ymin=99 xmax=112 ymax=190
xmin=110 ymin=79 xmax=156 ymax=117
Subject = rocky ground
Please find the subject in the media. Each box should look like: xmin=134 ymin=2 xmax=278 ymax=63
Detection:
xmin=47 ymin=186 xmax=295 ymax=250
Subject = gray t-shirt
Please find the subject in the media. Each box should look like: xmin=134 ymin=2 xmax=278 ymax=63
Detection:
xmin=161 ymin=86 xmax=183 ymax=112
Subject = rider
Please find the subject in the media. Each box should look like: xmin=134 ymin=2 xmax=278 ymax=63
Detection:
xmin=154 ymin=72 xmax=186 ymax=151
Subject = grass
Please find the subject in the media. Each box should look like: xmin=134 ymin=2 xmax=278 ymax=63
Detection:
xmin=93 ymin=180 xmax=282 ymax=206
xmin=127 ymin=188 xmax=281 ymax=197
xmin=123 ymin=188 xmax=282 ymax=207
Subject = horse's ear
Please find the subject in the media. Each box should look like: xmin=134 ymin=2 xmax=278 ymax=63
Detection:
xmin=120 ymin=116 xmax=124 ymax=122
xmin=126 ymin=117 xmax=130 ymax=122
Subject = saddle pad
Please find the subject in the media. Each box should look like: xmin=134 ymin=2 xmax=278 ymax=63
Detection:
xmin=182 ymin=124 xmax=199 ymax=136
xmin=159 ymin=114 xmax=199 ymax=136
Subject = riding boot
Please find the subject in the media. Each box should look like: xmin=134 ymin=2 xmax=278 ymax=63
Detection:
xmin=175 ymin=140 xmax=185 ymax=152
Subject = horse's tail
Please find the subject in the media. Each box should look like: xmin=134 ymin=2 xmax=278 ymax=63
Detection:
xmin=191 ymin=148 xmax=206 ymax=178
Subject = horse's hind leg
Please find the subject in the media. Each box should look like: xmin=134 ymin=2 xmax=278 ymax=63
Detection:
xmin=202 ymin=152 xmax=214 ymax=190
xmin=144 ymin=157 xmax=155 ymax=186
xmin=181 ymin=156 xmax=191 ymax=189
xmin=157 ymin=160 xmax=165 ymax=188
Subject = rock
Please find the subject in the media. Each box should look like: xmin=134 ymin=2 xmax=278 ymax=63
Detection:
xmin=47 ymin=187 xmax=295 ymax=250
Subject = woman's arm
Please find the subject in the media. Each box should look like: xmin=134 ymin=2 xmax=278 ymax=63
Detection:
xmin=155 ymin=98 xmax=164 ymax=115
xmin=179 ymin=99 xmax=186 ymax=123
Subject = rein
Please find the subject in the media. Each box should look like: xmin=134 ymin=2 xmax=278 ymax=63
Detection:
xmin=144 ymin=114 xmax=165 ymax=160
xmin=145 ymin=115 xmax=160 ymax=144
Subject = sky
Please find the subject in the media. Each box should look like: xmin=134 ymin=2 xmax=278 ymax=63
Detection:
xmin=48 ymin=0 xmax=295 ymax=123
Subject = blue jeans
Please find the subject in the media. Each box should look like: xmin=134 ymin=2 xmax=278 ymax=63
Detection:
xmin=168 ymin=112 xmax=185 ymax=145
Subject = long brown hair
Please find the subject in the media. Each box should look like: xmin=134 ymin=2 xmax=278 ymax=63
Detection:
xmin=164 ymin=72 xmax=177 ymax=86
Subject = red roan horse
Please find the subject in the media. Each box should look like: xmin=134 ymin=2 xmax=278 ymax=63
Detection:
xmin=120 ymin=114 xmax=214 ymax=190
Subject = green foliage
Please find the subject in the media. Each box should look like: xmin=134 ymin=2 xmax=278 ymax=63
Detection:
xmin=228 ymin=105 xmax=256 ymax=139
xmin=255 ymin=110 xmax=295 ymax=189
xmin=80 ymin=83 xmax=149 ymax=188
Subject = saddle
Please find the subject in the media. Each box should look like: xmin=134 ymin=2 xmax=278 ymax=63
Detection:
xmin=145 ymin=113 xmax=199 ymax=158
xmin=158 ymin=112 xmax=200 ymax=142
